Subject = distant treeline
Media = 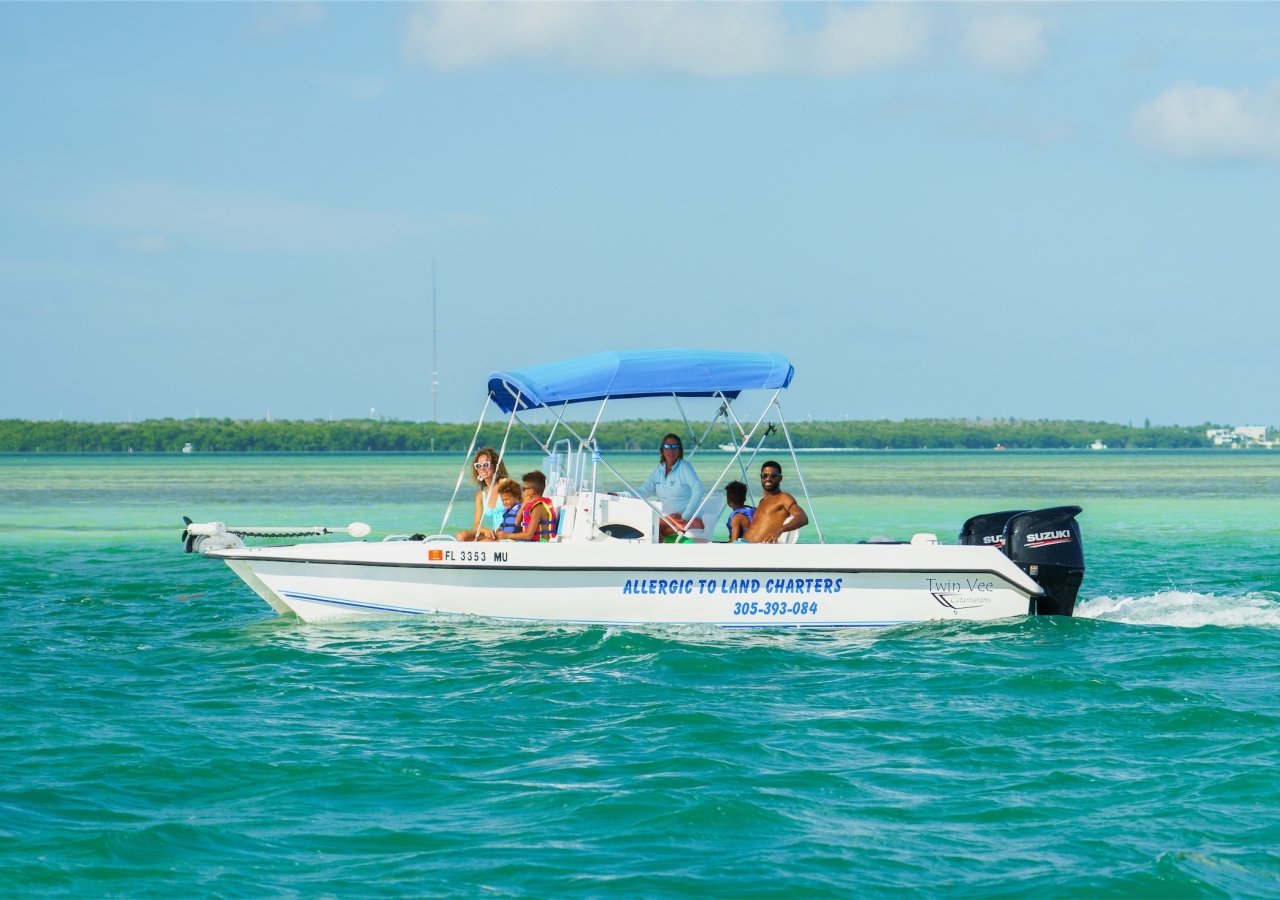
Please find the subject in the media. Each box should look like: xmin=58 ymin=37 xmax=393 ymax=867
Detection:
xmin=0 ymin=417 xmax=1242 ymax=453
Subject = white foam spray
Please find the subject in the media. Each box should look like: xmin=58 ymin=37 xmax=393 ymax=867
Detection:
xmin=1077 ymin=591 xmax=1280 ymax=629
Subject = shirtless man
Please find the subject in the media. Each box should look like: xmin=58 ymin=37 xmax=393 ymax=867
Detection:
xmin=742 ymin=461 xmax=808 ymax=544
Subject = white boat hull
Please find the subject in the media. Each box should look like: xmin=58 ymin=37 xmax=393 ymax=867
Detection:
xmin=185 ymin=350 xmax=1085 ymax=628
xmin=213 ymin=540 xmax=1046 ymax=628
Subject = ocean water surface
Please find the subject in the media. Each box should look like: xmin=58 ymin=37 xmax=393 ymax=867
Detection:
xmin=3 ymin=451 xmax=1279 ymax=895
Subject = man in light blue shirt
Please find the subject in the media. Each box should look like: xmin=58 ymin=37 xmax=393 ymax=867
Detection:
xmin=639 ymin=433 xmax=705 ymax=539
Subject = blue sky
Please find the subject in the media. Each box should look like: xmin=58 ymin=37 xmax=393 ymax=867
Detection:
xmin=3 ymin=2 xmax=1278 ymax=426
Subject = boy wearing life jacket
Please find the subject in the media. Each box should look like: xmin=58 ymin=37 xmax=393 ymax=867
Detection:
xmin=725 ymin=480 xmax=755 ymax=542
xmin=477 ymin=479 xmax=524 ymax=542
xmin=496 ymin=471 xmax=558 ymax=542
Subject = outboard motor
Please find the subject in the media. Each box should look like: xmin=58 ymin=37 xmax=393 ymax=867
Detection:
xmin=958 ymin=510 xmax=1029 ymax=550
xmin=1003 ymin=506 xmax=1085 ymax=617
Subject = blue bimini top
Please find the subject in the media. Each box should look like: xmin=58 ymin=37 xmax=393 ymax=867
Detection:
xmin=486 ymin=348 xmax=795 ymax=414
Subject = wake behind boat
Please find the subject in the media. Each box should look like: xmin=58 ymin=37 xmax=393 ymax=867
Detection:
xmin=182 ymin=349 xmax=1085 ymax=627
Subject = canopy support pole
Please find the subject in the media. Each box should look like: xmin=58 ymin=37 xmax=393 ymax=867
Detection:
xmin=439 ymin=394 xmax=494 ymax=534
xmin=691 ymin=393 xmax=732 ymax=456
xmin=690 ymin=388 xmax=781 ymax=523
xmin=673 ymin=395 xmax=699 ymax=452
xmin=772 ymin=405 xmax=823 ymax=544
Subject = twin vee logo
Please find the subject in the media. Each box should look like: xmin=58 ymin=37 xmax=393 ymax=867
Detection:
xmin=927 ymin=577 xmax=996 ymax=610
xmin=1023 ymin=529 xmax=1073 ymax=550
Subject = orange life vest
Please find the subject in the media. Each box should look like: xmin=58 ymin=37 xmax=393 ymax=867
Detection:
xmin=521 ymin=497 xmax=558 ymax=541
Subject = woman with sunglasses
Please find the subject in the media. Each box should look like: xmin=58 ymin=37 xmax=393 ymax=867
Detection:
xmin=639 ymin=433 xmax=705 ymax=541
xmin=456 ymin=447 xmax=511 ymax=541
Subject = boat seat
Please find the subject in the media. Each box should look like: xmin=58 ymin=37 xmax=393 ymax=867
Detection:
xmin=683 ymin=496 xmax=728 ymax=543
xmin=777 ymin=516 xmax=800 ymax=544
xmin=553 ymin=502 xmax=575 ymax=541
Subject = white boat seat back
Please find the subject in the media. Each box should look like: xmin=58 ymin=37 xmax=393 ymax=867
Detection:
xmin=683 ymin=496 xmax=728 ymax=542
xmin=560 ymin=499 xmax=581 ymax=542
xmin=777 ymin=516 xmax=799 ymax=544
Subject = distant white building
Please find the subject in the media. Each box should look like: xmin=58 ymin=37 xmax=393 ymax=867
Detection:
xmin=1207 ymin=426 xmax=1272 ymax=447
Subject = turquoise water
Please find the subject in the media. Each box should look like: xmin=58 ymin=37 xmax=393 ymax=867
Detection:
xmin=3 ymin=452 xmax=1280 ymax=895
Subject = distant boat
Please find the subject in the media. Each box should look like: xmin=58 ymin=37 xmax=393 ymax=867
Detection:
xmin=182 ymin=442 xmax=194 ymax=454
xmin=718 ymin=443 xmax=737 ymax=452
xmin=1090 ymin=440 xmax=1107 ymax=451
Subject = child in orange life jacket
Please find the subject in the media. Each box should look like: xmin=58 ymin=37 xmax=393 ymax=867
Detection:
xmin=495 ymin=471 xmax=558 ymax=542
xmin=477 ymin=479 xmax=523 ymax=542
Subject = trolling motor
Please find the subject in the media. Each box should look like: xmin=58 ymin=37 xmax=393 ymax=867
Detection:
xmin=960 ymin=506 xmax=1085 ymax=616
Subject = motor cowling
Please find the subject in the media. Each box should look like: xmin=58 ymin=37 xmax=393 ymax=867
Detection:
xmin=958 ymin=510 xmax=1029 ymax=550
xmin=1003 ymin=506 xmax=1085 ymax=617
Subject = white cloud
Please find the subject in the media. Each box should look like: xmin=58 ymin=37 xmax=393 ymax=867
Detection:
xmin=1132 ymin=80 xmax=1280 ymax=162
xmin=811 ymin=4 xmax=933 ymax=75
xmin=250 ymin=1 xmax=327 ymax=37
xmin=961 ymin=13 xmax=1048 ymax=75
xmin=402 ymin=1 xmax=929 ymax=76
xmin=48 ymin=182 xmax=414 ymax=254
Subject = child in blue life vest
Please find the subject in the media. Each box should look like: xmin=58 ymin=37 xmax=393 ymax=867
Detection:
xmin=495 ymin=471 xmax=558 ymax=542
xmin=725 ymin=479 xmax=755 ymax=542
xmin=478 ymin=479 xmax=524 ymax=542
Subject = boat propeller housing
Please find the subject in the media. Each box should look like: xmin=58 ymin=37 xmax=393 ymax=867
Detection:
xmin=959 ymin=506 xmax=1085 ymax=616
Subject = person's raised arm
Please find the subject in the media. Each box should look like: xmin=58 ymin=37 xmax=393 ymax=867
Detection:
xmin=780 ymin=497 xmax=808 ymax=534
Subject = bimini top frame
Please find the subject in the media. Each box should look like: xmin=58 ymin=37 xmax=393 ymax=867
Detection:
xmin=441 ymin=348 xmax=818 ymax=541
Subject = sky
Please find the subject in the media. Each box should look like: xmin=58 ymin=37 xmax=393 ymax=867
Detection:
xmin=2 ymin=2 xmax=1279 ymax=427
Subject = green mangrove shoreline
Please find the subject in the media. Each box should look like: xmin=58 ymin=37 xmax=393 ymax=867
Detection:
xmin=0 ymin=417 xmax=1254 ymax=453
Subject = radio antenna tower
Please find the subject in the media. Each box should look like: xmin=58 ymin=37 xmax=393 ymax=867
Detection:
xmin=431 ymin=261 xmax=439 ymax=422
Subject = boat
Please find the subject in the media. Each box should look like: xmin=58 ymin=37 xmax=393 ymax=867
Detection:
xmin=1090 ymin=440 xmax=1107 ymax=451
xmin=182 ymin=349 xmax=1085 ymax=628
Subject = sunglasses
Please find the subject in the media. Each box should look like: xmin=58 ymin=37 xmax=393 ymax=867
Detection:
xmin=474 ymin=461 xmax=493 ymax=470
xmin=661 ymin=443 xmax=681 ymax=450
xmin=761 ymin=471 xmax=782 ymax=479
